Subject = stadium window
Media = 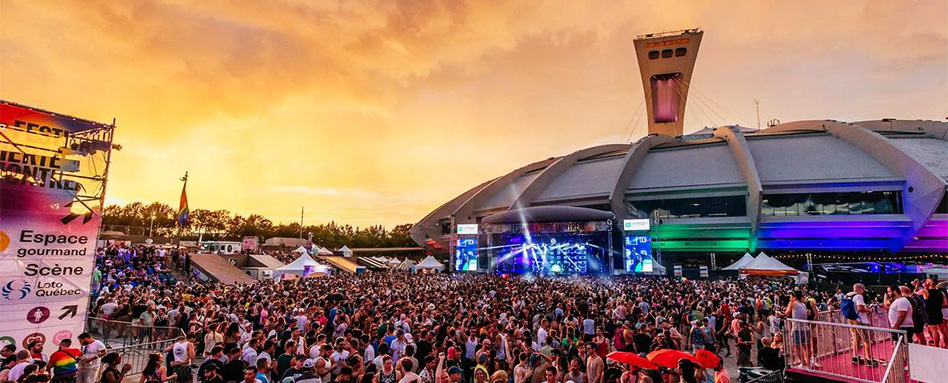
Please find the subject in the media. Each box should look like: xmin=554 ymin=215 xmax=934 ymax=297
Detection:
xmin=627 ymin=195 xmax=747 ymax=219
xmin=936 ymin=191 xmax=948 ymax=214
xmin=760 ymin=191 xmax=903 ymax=216
xmin=661 ymin=49 xmax=673 ymax=58
xmin=675 ymin=47 xmax=687 ymax=57
xmin=648 ymin=50 xmax=660 ymax=60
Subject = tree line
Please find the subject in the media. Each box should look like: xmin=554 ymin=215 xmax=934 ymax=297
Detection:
xmin=101 ymin=202 xmax=417 ymax=249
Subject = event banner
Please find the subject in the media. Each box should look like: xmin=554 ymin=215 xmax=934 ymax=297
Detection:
xmin=0 ymin=101 xmax=113 ymax=351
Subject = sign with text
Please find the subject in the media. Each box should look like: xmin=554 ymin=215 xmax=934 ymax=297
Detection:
xmin=623 ymin=219 xmax=651 ymax=231
xmin=456 ymin=224 xmax=479 ymax=235
xmin=0 ymin=101 xmax=113 ymax=351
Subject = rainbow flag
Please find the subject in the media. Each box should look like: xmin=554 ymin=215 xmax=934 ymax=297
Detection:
xmin=177 ymin=178 xmax=190 ymax=227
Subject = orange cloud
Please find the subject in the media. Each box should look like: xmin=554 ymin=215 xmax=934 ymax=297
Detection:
xmin=1 ymin=0 xmax=944 ymax=227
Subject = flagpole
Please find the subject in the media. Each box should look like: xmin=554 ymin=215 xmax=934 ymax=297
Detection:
xmin=299 ymin=206 xmax=304 ymax=239
xmin=176 ymin=171 xmax=189 ymax=279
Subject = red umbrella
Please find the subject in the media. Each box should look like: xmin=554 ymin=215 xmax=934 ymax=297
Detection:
xmin=694 ymin=349 xmax=722 ymax=369
xmin=646 ymin=349 xmax=700 ymax=369
xmin=606 ymin=352 xmax=658 ymax=370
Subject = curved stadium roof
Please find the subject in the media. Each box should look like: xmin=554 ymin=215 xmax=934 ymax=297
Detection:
xmin=411 ymin=119 xmax=948 ymax=254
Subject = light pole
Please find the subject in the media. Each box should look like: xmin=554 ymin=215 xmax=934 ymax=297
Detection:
xmin=149 ymin=214 xmax=156 ymax=238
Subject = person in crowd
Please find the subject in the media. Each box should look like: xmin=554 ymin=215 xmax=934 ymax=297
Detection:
xmin=920 ymin=278 xmax=948 ymax=348
xmin=75 ymin=333 xmax=107 ymax=383
xmin=100 ymin=353 xmax=132 ymax=383
xmin=47 ymin=340 xmax=80 ymax=383
xmin=141 ymin=353 xmax=176 ymax=383
xmin=844 ymin=284 xmax=876 ymax=367
xmin=888 ymin=286 xmax=916 ymax=343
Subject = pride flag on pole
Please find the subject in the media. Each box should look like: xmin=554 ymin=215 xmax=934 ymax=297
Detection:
xmin=177 ymin=173 xmax=190 ymax=227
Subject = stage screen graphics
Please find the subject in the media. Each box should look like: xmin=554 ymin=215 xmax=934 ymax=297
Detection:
xmin=623 ymin=234 xmax=654 ymax=273
xmin=492 ymin=232 xmax=609 ymax=275
xmin=454 ymin=238 xmax=478 ymax=271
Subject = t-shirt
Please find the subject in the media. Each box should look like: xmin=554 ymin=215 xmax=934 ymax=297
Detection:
xmin=81 ymin=340 xmax=107 ymax=369
xmin=49 ymin=348 xmax=82 ymax=378
xmin=887 ymin=297 xmax=914 ymax=328
xmin=582 ymin=319 xmax=595 ymax=335
xmin=851 ymin=293 xmax=870 ymax=324
xmin=8 ymin=363 xmax=30 ymax=382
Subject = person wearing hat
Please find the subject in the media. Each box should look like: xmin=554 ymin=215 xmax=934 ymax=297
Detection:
xmin=447 ymin=366 xmax=463 ymax=383
xmin=202 ymin=363 xmax=224 ymax=383
xmin=294 ymin=359 xmax=321 ymax=383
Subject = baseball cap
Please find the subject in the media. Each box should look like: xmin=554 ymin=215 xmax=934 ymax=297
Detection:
xmin=448 ymin=367 xmax=463 ymax=375
xmin=303 ymin=359 xmax=316 ymax=369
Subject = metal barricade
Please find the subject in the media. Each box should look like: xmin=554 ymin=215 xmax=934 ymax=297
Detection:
xmin=815 ymin=307 xmax=888 ymax=328
xmin=107 ymin=338 xmax=177 ymax=376
xmin=742 ymin=369 xmax=783 ymax=383
xmin=86 ymin=317 xmax=186 ymax=347
xmin=780 ymin=318 xmax=908 ymax=383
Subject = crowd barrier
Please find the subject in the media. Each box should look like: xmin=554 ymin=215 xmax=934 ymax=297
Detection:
xmin=87 ymin=317 xmax=186 ymax=347
xmin=815 ymin=307 xmax=888 ymax=328
xmin=107 ymin=338 xmax=179 ymax=377
xmin=780 ymin=318 xmax=908 ymax=383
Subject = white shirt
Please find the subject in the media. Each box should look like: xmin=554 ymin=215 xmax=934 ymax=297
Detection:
xmin=887 ymin=297 xmax=914 ymax=328
xmin=242 ymin=347 xmax=258 ymax=365
xmin=852 ymin=293 xmax=870 ymax=324
xmin=81 ymin=340 xmax=107 ymax=369
xmin=8 ymin=363 xmax=30 ymax=382
xmin=537 ymin=327 xmax=548 ymax=348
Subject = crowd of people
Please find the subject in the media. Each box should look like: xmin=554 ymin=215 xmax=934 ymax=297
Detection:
xmin=2 ymin=245 xmax=946 ymax=383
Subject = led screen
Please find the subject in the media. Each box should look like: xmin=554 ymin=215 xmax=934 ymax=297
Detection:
xmin=493 ymin=232 xmax=608 ymax=275
xmin=650 ymin=73 xmax=681 ymax=123
xmin=623 ymin=234 xmax=654 ymax=273
xmin=455 ymin=238 xmax=478 ymax=271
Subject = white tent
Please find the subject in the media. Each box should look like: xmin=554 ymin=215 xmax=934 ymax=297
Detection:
xmin=339 ymin=246 xmax=353 ymax=257
xmin=317 ymin=247 xmax=333 ymax=256
xmin=394 ymin=258 xmax=416 ymax=271
xmin=272 ymin=252 xmax=330 ymax=279
xmin=413 ymin=256 xmax=445 ymax=272
xmin=740 ymin=252 xmax=798 ymax=275
xmin=292 ymin=245 xmax=308 ymax=254
xmin=722 ymin=253 xmax=756 ymax=270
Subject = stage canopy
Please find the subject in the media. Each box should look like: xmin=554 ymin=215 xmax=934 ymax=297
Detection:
xmin=739 ymin=252 xmax=798 ymax=275
xmin=414 ymin=256 xmax=445 ymax=272
xmin=272 ymin=252 xmax=330 ymax=279
xmin=722 ymin=253 xmax=755 ymax=270
xmin=483 ymin=206 xmax=615 ymax=224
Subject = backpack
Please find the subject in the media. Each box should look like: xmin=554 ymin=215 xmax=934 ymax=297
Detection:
xmin=840 ymin=293 xmax=860 ymax=320
xmin=909 ymin=296 xmax=927 ymax=326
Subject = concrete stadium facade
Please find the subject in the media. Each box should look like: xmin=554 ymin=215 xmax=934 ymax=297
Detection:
xmin=410 ymin=119 xmax=948 ymax=257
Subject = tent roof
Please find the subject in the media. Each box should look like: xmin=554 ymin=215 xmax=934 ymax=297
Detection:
xmin=276 ymin=252 xmax=321 ymax=271
xmin=415 ymin=255 xmax=444 ymax=269
xmin=722 ymin=253 xmax=755 ymax=270
xmin=292 ymin=245 xmax=308 ymax=253
xmin=339 ymin=245 xmax=352 ymax=252
xmin=317 ymin=247 xmax=333 ymax=255
xmin=740 ymin=253 xmax=797 ymax=271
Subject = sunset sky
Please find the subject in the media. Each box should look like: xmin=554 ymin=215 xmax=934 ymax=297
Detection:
xmin=1 ymin=1 xmax=945 ymax=228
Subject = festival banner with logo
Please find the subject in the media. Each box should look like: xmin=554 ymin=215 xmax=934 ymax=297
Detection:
xmin=0 ymin=101 xmax=114 ymax=350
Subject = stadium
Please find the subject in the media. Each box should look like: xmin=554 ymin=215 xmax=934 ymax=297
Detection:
xmin=409 ymin=29 xmax=948 ymax=275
